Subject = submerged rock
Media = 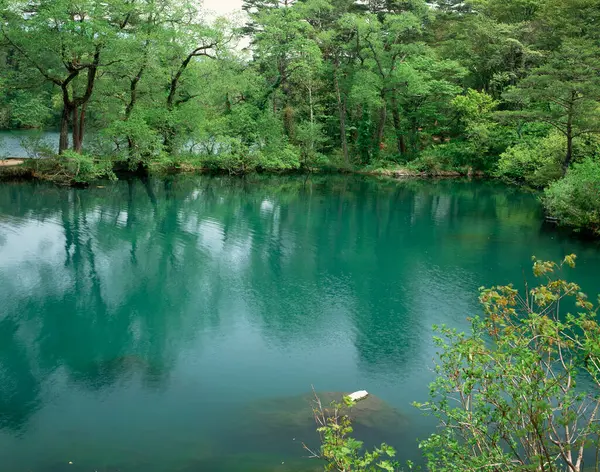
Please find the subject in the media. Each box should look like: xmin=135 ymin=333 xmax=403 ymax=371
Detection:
xmin=348 ymin=390 xmax=369 ymax=402
xmin=241 ymin=391 xmax=408 ymax=434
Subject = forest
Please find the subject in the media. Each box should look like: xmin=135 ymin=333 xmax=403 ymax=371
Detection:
xmin=0 ymin=0 xmax=599 ymax=233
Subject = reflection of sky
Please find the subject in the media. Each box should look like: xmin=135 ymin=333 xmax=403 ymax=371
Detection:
xmin=0 ymin=219 xmax=70 ymax=314
xmin=1 ymin=176 xmax=599 ymax=471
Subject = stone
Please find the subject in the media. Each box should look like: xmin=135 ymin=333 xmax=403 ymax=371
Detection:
xmin=347 ymin=390 xmax=368 ymax=402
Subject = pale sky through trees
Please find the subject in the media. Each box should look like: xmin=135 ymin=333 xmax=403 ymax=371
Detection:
xmin=204 ymin=0 xmax=243 ymax=15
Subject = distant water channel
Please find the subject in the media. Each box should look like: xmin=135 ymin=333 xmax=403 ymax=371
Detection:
xmin=0 ymin=175 xmax=598 ymax=471
xmin=0 ymin=130 xmax=59 ymax=157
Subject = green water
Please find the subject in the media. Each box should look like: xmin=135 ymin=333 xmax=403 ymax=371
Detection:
xmin=0 ymin=175 xmax=598 ymax=471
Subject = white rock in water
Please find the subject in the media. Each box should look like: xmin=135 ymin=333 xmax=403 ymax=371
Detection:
xmin=348 ymin=390 xmax=369 ymax=402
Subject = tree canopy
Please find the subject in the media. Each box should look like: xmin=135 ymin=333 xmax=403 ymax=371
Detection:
xmin=1 ymin=0 xmax=599 ymax=229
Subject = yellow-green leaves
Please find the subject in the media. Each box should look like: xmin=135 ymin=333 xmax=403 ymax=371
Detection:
xmin=420 ymin=255 xmax=600 ymax=472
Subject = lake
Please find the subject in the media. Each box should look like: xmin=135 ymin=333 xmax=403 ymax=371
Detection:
xmin=0 ymin=175 xmax=598 ymax=471
xmin=0 ymin=130 xmax=60 ymax=158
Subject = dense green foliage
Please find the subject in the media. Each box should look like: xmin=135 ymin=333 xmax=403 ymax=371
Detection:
xmin=418 ymin=255 xmax=600 ymax=472
xmin=1 ymin=0 xmax=599 ymax=230
xmin=543 ymin=160 xmax=600 ymax=235
xmin=312 ymin=255 xmax=600 ymax=471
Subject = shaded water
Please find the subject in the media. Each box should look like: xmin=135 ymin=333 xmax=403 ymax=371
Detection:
xmin=0 ymin=175 xmax=598 ymax=471
xmin=0 ymin=130 xmax=59 ymax=157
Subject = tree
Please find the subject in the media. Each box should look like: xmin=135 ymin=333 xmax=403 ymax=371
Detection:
xmin=346 ymin=8 xmax=429 ymax=159
xmin=0 ymin=0 xmax=134 ymax=153
xmin=502 ymin=39 xmax=600 ymax=174
xmin=543 ymin=159 xmax=600 ymax=235
xmin=248 ymin=1 xmax=322 ymax=133
xmin=157 ymin=10 xmax=230 ymax=154
xmin=417 ymin=255 xmax=600 ymax=472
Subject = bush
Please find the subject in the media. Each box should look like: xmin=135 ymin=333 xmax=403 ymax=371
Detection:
xmin=295 ymin=121 xmax=328 ymax=168
xmin=257 ymin=144 xmax=301 ymax=171
xmin=29 ymin=151 xmax=115 ymax=185
xmin=104 ymin=117 xmax=164 ymax=169
xmin=305 ymin=393 xmax=399 ymax=472
xmin=543 ymin=159 xmax=600 ymax=234
xmin=416 ymin=255 xmax=600 ymax=471
xmin=308 ymin=256 xmax=600 ymax=471
xmin=496 ymin=132 xmax=564 ymax=187
xmin=198 ymin=139 xmax=261 ymax=174
xmin=412 ymin=141 xmax=478 ymax=174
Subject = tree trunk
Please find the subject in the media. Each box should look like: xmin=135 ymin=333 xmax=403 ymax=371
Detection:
xmin=70 ymin=46 xmax=101 ymax=154
xmin=410 ymin=117 xmax=419 ymax=154
xmin=76 ymin=104 xmax=86 ymax=153
xmin=163 ymin=128 xmax=174 ymax=155
xmin=128 ymin=137 xmax=135 ymax=159
xmin=72 ymin=106 xmax=80 ymax=153
xmin=562 ymin=96 xmax=575 ymax=175
xmin=375 ymin=101 xmax=386 ymax=148
xmin=308 ymin=85 xmax=314 ymax=125
xmin=125 ymin=62 xmax=147 ymax=164
xmin=59 ymin=106 xmax=70 ymax=154
xmin=283 ymin=105 xmax=295 ymax=138
xmin=563 ymin=103 xmax=576 ymax=176
xmin=334 ymin=68 xmax=348 ymax=165
xmin=390 ymin=94 xmax=406 ymax=155
xmin=563 ymin=132 xmax=573 ymax=175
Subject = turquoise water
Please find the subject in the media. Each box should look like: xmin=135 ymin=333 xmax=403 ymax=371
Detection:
xmin=0 ymin=175 xmax=598 ymax=471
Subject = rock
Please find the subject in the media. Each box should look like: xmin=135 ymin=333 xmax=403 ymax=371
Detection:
xmin=347 ymin=390 xmax=368 ymax=402
xmin=241 ymin=391 xmax=408 ymax=433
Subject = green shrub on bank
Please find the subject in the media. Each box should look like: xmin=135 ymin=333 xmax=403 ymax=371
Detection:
xmin=29 ymin=152 xmax=115 ymax=185
xmin=305 ymin=395 xmax=400 ymax=472
xmin=496 ymin=133 xmax=564 ymax=187
xmin=198 ymin=140 xmax=302 ymax=174
xmin=410 ymin=141 xmax=475 ymax=174
xmin=543 ymin=159 xmax=600 ymax=234
xmin=104 ymin=117 xmax=165 ymax=170
xmin=416 ymin=255 xmax=600 ymax=471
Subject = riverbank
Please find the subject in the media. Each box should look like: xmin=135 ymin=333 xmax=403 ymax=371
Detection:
xmin=0 ymin=157 xmax=476 ymax=183
xmin=356 ymin=166 xmax=486 ymax=178
xmin=0 ymin=159 xmax=34 ymax=180
xmin=1 ymin=157 xmax=597 ymax=238
xmin=0 ymin=159 xmax=24 ymax=166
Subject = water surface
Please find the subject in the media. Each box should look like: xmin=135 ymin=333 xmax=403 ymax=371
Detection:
xmin=0 ymin=175 xmax=598 ymax=471
xmin=0 ymin=130 xmax=59 ymax=158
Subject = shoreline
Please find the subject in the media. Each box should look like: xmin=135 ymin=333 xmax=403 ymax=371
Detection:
xmin=0 ymin=158 xmax=25 ymax=166
xmin=1 ymin=160 xmax=598 ymax=241
xmin=0 ymin=157 xmax=479 ymax=181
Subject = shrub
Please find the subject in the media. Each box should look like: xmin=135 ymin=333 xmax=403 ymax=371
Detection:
xmin=412 ymin=141 xmax=479 ymax=174
xmin=104 ymin=117 xmax=164 ymax=169
xmin=295 ymin=121 xmax=328 ymax=168
xmin=543 ymin=159 xmax=600 ymax=234
xmin=199 ymin=139 xmax=260 ymax=174
xmin=29 ymin=151 xmax=114 ymax=185
xmin=257 ymin=144 xmax=301 ymax=171
xmin=308 ymin=256 xmax=600 ymax=471
xmin=416 ymin=254 xmax=600 ymax=472
xmin=496 ymin=132 xmax=564 ymax=187
xmin=305 ymin=393 xmax=399 ymax=472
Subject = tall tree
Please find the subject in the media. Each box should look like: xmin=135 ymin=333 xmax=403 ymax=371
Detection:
xmin=0 ymin=0 xmax=134 ymax=153
xmin=502 ymin=39 xmax=600 ymax=173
